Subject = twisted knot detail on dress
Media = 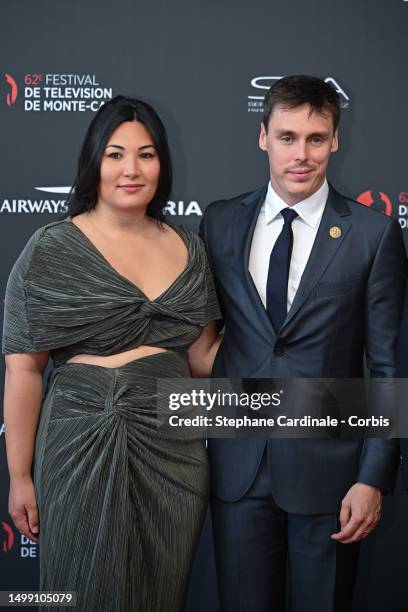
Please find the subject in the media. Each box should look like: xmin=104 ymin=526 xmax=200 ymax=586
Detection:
xmin=266 ymin=207 xmax=298 ymax=332
xmin=3 ymin=219 xmax=219 ymax=364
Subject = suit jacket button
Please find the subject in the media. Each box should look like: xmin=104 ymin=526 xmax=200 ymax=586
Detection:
xmin=274 ymin=343 xmax=285 ymax=357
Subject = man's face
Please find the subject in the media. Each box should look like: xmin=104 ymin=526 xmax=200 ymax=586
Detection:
xmin=259 ymin=103 xmax=338 ymax=205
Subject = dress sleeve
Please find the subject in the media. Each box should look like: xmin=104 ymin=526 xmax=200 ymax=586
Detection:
xmin=2 ymin=229 xmax=44 ymax=353
xmin=202 ymin=244 xmax=222 ymax=325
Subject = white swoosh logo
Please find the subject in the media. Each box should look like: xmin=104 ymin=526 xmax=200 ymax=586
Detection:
xmin=35 ymin=186 xmax=72 ymax=194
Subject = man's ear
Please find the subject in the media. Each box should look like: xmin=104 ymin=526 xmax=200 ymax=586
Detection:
xmin=331 ymin=130 xmax=339 ymax=153
xmin=259 ymin=122 xmax=267 ymax=151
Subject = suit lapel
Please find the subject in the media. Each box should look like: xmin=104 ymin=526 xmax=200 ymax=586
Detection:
xmin=281 ymin=186 xmax=351 ymax=332
xmin=235 ymin=186 xmax=278 ymax=337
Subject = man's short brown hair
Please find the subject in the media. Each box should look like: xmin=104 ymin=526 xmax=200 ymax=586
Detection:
xmin=262 ymin=75 xmax=341 ymax=133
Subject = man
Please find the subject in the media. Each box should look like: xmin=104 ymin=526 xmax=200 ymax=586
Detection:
xmin=199 ymin=75 xmax=407 ymax=612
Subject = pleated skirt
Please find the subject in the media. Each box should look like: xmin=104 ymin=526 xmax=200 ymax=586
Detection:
xmin=33 ymin=351 xmax=209 ymax=612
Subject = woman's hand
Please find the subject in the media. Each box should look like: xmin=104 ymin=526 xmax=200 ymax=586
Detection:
xmin=9 ymin=476 xmax=40 ymax=542
xmin=4 ymin=351 xmax=48 ymax=546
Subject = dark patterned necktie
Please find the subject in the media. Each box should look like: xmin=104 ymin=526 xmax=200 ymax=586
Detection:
xmin=266 ymin=207 xmax=298 ymax=331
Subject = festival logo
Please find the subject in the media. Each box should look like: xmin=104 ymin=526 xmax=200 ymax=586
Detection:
xmin=356 ymin=190 xmax=393 ymax=217
xmin=356 ymin=189 xmax=408 ymax=230
xmin=248 ymin=75 xmax=350 ymax=113
xmin=1 ymin=521 xmax=15 ymax=553
xmin=3 ymin=73 xmax=18 ymax=106
xmin=1 ymin=72 xmax=113 ymax=112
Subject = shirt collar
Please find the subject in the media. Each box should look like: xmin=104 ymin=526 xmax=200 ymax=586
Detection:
xmin=264 ymin=179 xmax=329 ymax=228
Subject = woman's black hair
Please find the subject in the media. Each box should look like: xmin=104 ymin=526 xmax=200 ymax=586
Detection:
xmin=67 ymin=95 xmax=172 ymax=221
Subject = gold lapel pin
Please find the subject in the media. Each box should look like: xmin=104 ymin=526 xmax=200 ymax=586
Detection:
xmin=329 ymin=226 xmax=342 ymax=239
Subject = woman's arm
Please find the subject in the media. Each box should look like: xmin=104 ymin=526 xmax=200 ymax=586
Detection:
xmin=4 ymin=351 xmax=49 ymax=542
xmin=187 ymin=322 xmax=222 ymax=377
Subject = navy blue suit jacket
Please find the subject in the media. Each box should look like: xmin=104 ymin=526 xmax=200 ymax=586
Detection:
xmin=199 ymin=185 xmax=407 ymax=514
xmin=397 ymin=295 xmax=408 ymax=490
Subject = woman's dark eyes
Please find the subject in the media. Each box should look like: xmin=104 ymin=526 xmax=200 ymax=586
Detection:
xmin=107 ymin=151 xmax=156 ymax=159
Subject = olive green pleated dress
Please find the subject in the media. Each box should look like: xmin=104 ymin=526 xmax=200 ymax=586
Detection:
xmin=2 ymin=219 xmax=221 ymax=612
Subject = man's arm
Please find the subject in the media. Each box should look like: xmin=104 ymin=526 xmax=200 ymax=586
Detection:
xmin=359 ymin=218 xmax=406 ymax=489
xmin=333 ymin=218 xmax=407 ymax=543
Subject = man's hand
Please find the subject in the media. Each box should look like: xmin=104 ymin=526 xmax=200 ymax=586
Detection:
xmin=331 ymin=482 xmax=382 ymax=544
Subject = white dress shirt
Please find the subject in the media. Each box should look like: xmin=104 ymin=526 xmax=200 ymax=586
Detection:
xmin=248 ymin=179 xmax=329 ymax=311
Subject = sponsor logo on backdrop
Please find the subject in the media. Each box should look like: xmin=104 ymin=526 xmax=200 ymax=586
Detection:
xmin=356 ymin=189 xmax=408 ymax=229
xmin=165 ymin=201 xmax=202 ymax=216
xmin=1 ymin=520 xmax=38 ymax=558
xmin=248 ymin=76 xmax=350 ymax=113
xmin=0 ymin=198 xmax=68 ymax=214
xmin=0 ymin=186 xmax=202 ymax=215
xmin=1 ymin=72 xmax=113 ymax=112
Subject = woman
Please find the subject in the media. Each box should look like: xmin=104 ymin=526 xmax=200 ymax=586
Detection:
xmin=3 ymin=96 xmax=221 ymax=611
